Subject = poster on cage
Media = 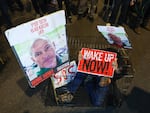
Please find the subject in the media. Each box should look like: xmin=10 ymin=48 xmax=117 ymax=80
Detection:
xmin=97 ymin=25 xmax=132 ymax=49
xmin=77 ymin=48 xmax=117 ymax=78
xmin=5 ymin=10 xmax=69 ymax=88
xmin=51 ymin=60 xmax=77 ymax=89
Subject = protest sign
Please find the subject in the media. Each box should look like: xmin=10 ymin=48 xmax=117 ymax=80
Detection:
xmin=5 ymin=10 xmax=69 ymax=87
xmin=51 ymin=60 xmax=77 ymax=89
xmin=97 ymin=26 xmax=132 ymax=49
xmin=77 ymin=48 xmax=117 ymax=78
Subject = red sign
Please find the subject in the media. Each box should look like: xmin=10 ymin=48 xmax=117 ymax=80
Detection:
xmin=77 ymin=48 xmax=117 ymax=78
xmin=31 ymin=70 xmax=54 ymax=87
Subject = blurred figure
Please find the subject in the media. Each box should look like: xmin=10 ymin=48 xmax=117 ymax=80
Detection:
xmin=102 ymin=0 xmax=114 ymax=11
xmin=87 ymin=0 xmax=98 ymax=22
xmin=31 ymin=0 xmax=52 ymax=17
xmin=77 ymin=0 xmax=98 ymax=22
xmin=132 ymin=0 xmax=150 ymax=34
xmin=31 ymin=0 xmax=44 ymax=17
xmin=7 ymin=0 xmax=24 ymax=12
xmin=57 ymin=0 xmax=72 ymax=22
xmin=0 ymin=0 xmax=13 ymax=28
xmin=16 ymin=0 xmax=24 ymax=10
xmin=77 ymin=0 xmax=88 ymax=19
xmin=109 ymin=0 xmax=135 ymax=26
xmin=99 ymin=0 xmax=114 ymax=22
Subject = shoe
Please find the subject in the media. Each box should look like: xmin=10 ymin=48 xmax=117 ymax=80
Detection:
xmin=134 ymin=27 xmax=141 ymax=34
xmin=68 ymin=16 xmax=72 ymax=23
xmin=58 ymin=91 xmax=73 ymax=104
xmin=77 ymin=15 xmax=82 ymax=20
xmin=87 ymin=15 xmax=94 ymax=22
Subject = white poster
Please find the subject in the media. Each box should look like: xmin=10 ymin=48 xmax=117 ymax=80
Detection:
xmin=5 ymin=10 xmax=69 ymax=87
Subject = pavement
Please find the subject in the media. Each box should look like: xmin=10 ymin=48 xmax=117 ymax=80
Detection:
xmin=0 ymin=1 xmax=150 ymax=113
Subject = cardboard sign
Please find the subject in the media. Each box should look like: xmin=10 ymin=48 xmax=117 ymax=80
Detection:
xmin=77 ymin=48 xmax=117 ymax=78
xmin=51 ymin=61 xmax=77 ymax=89
xmin=5 ymin=10 xmax=69 ymax=87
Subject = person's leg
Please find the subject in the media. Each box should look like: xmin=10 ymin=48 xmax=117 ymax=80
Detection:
xmin=77 ymin=0 xmax=88 ymax=19
xmin=6 ymin=0 xmax=15 ymax=12
xmin=94 ymin=86 xmax=109 ymax=106
xmin=57 ymin=0 xmax=63 ymax=9
xmin=56 ymin=72 xmax=86 ymax=103
xmin=31 ymin=0 xmax=41 ymax=15
xmin=105 ymin=0 xmax=109 ymax=4
xmin=39 ymin=0 xmax=48 ymax=14
xmin=67 ymin=72 xmax=86 ymax=94
xmin=0 ymin=1 xmax=12 ymax=28
xmin=101 ymin=0 xmax=114 ymax=22
xmin=99 ymin=0 xmax=108 ymax=16
xmin=117 ymin=0 xmax=130 ymax=25
xmin=134 ymin=1 xmax=146 ymax=34
xmin=86 ymin=77 xmax=109 ymax=106
xmin=15 ymin=0 xmax=24 ymax=11
xmin=88 ymin=0 xmax=98 ymax=19
xmin=54 ymin=71 xmax=87 ymax=104
xmin=141 ymin=3 xmax=150 ymax=30
xmin=109 ymin=0 xmax=122 ymax=25
xmin=107 ymin=0 xmax=115 ymax=19
xmin=109 ymin=0 xmax=114 ymax=6
xmin=64 ymin=0 xmax=72 ymax=17
xmin=98 ymin=0 xmax=107 ymax=17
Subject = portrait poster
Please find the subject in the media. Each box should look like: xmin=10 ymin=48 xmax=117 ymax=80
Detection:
xmin=97 ymin=26 xmax=132 ymax=49
xmin=77 ymin=48 xmax=117 ymax=78
xmin=51 ymin=60 xmax=77 ymax=89
xmin=5 ymin=10 xmax=69 ymax=88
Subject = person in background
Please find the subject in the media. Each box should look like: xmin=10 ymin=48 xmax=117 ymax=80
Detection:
xmin=57 ymin=0 xmax=72 ymax=22
xmin=98 ymin=0 xmax=114 ymax=22
xmin=31 ymin=0 xmax=50 ymax=17
xmin=30 ymin=0 xmax=44 ymax=17
xmin=77 ymin=0 xmax=98 ymax=22
xmin=0 ymin=0 xmax=13 ymax=28
xmin=77 ymin=0 xmax=88 ymax=20
xmin=87 ymin=0 xmax=98 ymax=22
xmin=132 ymin=0 xmax=150 ymax=34
xmin=7 ymin=0 xmax=24 ymax=12
xmin=108 ymin=0 xmax=136 ymax=26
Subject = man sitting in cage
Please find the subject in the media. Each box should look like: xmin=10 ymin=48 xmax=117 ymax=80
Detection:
xmin=57 ymin=48 xmax=125 ymax=107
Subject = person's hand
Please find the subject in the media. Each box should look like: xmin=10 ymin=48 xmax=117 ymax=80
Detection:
xmin=78 ymin=51 xmax=82 ymax=61
xmin=99 ymin=77 xmax=111 ymax=87
xmin=112 ymin=58 xmax=122 ymax=73
xmin=112 ymin=58 xmax=118 ymax=70
xmin=130 ymin=0 xmax=136 ymax=6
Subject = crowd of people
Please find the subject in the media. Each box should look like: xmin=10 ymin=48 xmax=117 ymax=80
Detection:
xmin=0 ymin=0 xmax=149 ymax=34
xmin=100 ymin=0 xmax=150 ymax=34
